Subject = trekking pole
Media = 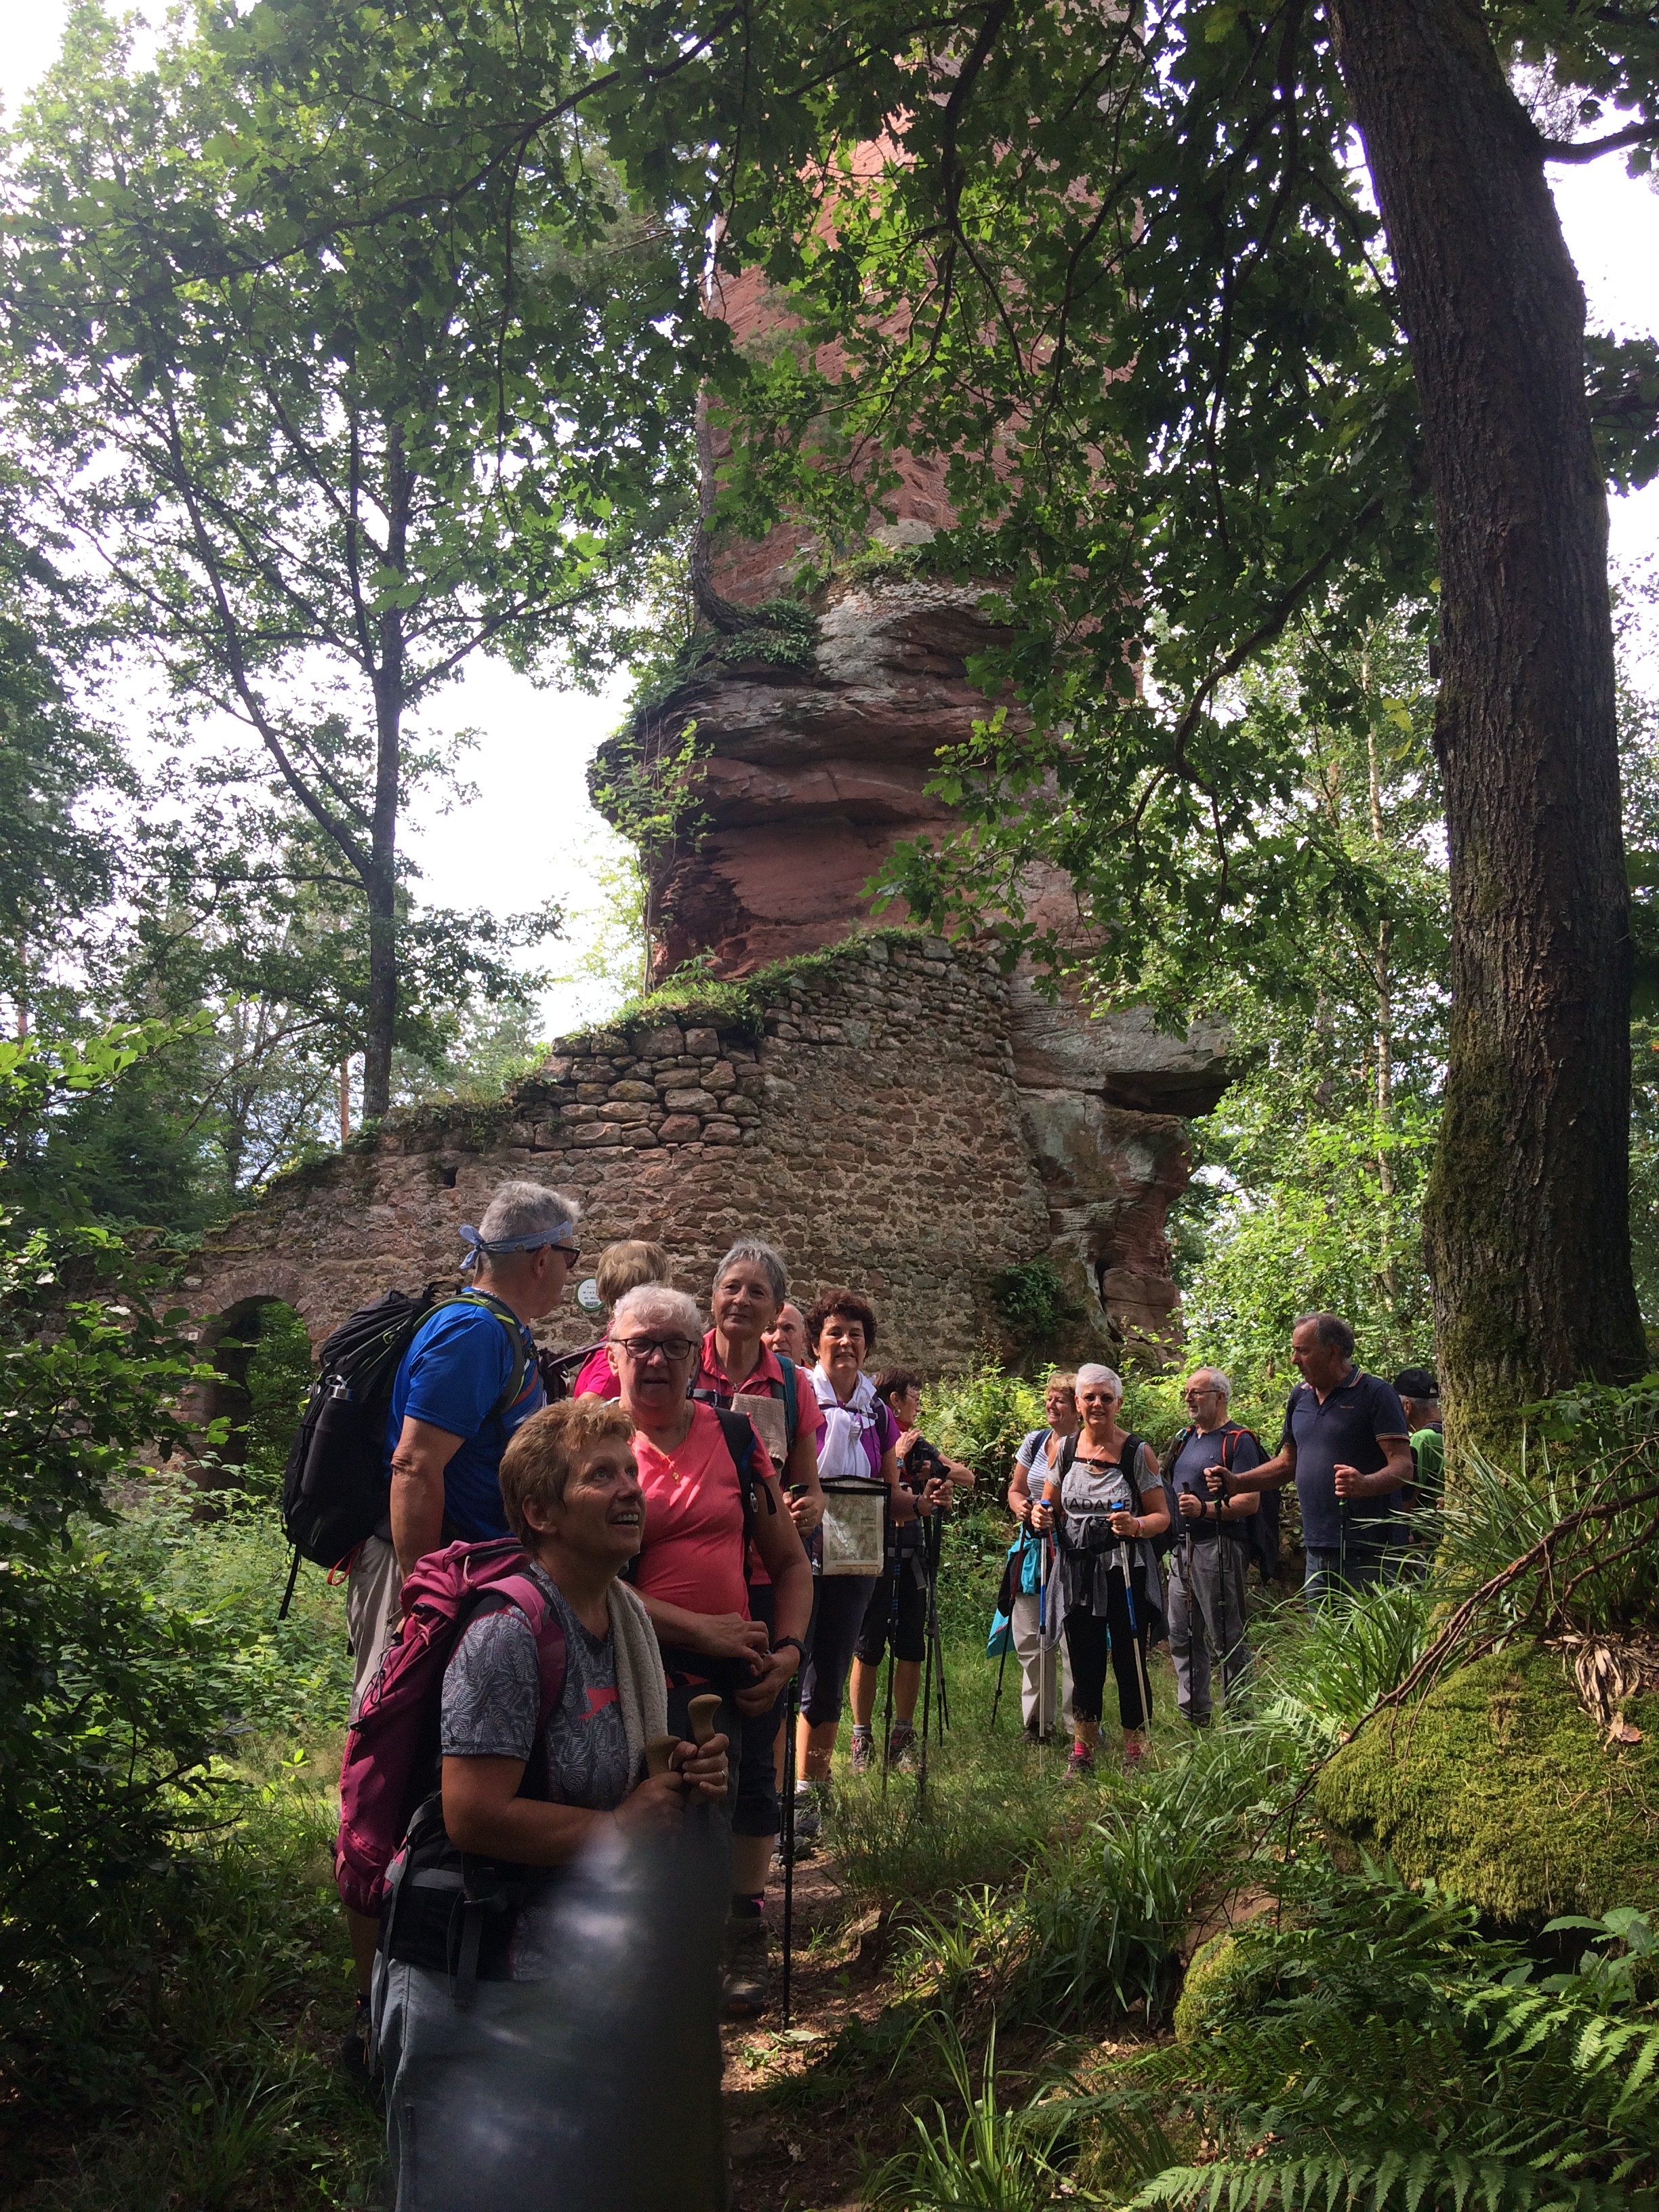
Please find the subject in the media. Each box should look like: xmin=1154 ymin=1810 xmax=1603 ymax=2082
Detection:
xmin=277 ymin=1544 xmax=302 ymax=1624
xmin=1117 ymin=1540 xmax=1154 ymax=1739
xmin=781 ymin=1671 xmax=798 ymax=2030
xmin=925 ymin=1513 xmax=949 ymax=1737
xmin=1037 ymin=1532 xmax=1054 ymax=1742
xmin=918 ymin=1570 xmax=935 ymax=1805
xmin=880 ymin=1558 xmax=899 ymax=1802
xmin=989 ymin=1521 xmax=1028 ymax=1733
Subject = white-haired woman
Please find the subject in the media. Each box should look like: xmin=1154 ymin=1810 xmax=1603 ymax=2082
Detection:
xmin=1032 ymin=1364 xmax=1168 ymax=1778
xmin=609 ymin=1283 xmax=813 ymax=2020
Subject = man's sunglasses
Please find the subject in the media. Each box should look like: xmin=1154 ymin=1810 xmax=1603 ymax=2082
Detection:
xmin=614 ymin=1334 xmax=697 ymax=1363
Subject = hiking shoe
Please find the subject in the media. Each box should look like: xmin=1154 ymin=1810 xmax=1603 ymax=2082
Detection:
xmin=1064 ymin=1746 xmax=1096 ymax=1782
xmin=722 ymin=1913 xmax=770 ymax=2019
xmin=1122 ymin=1736 xmax=1149 ymax=1774
xmin=792 ymin=1782 xmax=826 ymax=1841
xmin=335 ymin=1994 xmax=377 ymax=2099
xmin=1022 ymin=1716 xmax=1042 ymax=1743
xmin=848 ymin=1727 xmax=874 ymax=1774
xmin=888 ymin=1722 xmax=920 ymax=1773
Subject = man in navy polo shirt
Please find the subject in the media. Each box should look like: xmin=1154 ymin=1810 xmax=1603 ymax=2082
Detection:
xmin=1221 ymin=1312 xmax=1412 ymax=1607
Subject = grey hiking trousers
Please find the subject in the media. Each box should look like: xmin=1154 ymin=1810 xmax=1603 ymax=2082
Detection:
xmin=1166 ymin=1536 xmax=1250 ymax=1725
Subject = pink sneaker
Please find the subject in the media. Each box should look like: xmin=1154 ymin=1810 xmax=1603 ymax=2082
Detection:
xmin=1121 ymin=1735 xmax=1148 ymax=1773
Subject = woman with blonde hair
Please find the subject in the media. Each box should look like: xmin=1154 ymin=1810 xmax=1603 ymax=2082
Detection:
xmin=1004 ymin=1371 xmax=1080 ymax=1741
xmin=568 ymin=1240 xmax=672 ymax=1397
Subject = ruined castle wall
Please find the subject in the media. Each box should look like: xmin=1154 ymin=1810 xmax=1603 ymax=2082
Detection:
xmin=187 ymin=937 xmax=1063 ymax=1374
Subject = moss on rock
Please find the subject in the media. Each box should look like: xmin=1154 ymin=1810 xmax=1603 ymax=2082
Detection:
xmin=1172 ymin=1933 xmax=1245 ymax=2044
xmin=1315 ymin=1645 xmax=1659 ymax=1929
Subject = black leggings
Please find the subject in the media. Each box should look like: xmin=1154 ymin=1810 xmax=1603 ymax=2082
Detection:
xmin=853 ymin=1563 xmax=928 ymax=1666
xmin=1063 ymin=1576 xmax=1153 ymax=1731
xmin=800 ymin=1574 xmax=878 ymax=1727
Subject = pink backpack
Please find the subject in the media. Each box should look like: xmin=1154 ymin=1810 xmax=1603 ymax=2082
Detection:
xmin=334 ymin=1537 xmax=567 ymax=1918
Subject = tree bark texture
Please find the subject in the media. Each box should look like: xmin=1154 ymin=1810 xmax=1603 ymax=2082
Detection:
xmin=363 ymin=432 xmax=410 ymax=1122
xmin=1328 ymin=0 xmax=1647 ymax=1443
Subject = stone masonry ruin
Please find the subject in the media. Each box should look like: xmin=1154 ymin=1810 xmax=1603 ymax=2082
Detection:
xmin=186 ymin=930 xmax=1223 ymax=1379
xmin=186 ymin=251 xmax=1231 ymax=1379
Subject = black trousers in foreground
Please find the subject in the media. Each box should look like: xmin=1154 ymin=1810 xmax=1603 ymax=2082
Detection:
xmin=1063 ymin=1573 xmax=1152 ymax=1732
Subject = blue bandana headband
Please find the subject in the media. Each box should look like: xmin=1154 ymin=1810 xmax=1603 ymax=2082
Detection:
xmin=459 ymin=1223 xmax=567 ymax=1271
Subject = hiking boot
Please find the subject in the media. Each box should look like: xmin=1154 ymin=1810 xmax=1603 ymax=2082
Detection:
xmin=1064 ymin=1746 xmax=1096 ymax=1782
xmin=791 ymin=1780 xmax=827 ymax=1843
xmin=1022 ymin=1716 xmax=1042 ymax=1743
xmin=722 ymin=1913 xmax=770 ymax=2019
xmin=848 ymin=1726 xmax=874 ymax=1774
xmin=887 ymin=1721 xmax=920 ymax=1773
xmin=335 ymin=1993 xmax=377 ymax=2100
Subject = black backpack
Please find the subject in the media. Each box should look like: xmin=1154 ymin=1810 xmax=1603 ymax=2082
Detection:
xmin=538 ymin=1340 xmax=607 ymax=1403
xmin=278 ymin=1286 xmax=531 ymax=1607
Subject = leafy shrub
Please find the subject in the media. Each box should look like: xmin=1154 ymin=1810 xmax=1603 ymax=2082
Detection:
xmin=0 ymin=1222 xmax=261 ymax=2082
xmin=989 ymin=1258 xmax=1084 ymax=1355
xmin=923 ymin=1364 xmax=1046 ymax=1502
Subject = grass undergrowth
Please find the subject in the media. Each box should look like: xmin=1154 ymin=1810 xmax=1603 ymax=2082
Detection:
xmin=862 ymin=1391 xmax=1659 ymax=2210
xmin=4 ymin=1486 xmax=375 ymax=2211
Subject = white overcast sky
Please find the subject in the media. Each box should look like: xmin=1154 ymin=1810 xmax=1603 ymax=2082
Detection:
xmin=3 ymin=12 xmax=1657 ymax=1037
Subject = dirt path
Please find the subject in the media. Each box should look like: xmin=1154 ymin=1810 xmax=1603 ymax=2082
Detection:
xmin=718 ymin=1851 xmax=912 ymax=2212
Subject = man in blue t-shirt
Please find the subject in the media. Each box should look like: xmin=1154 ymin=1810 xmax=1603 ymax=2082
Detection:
xmin=1221 ymin=1312 xmax=1412 ymax=1607
xmin=346 ymin=1179 xmax=581 ymax=1721
xmin=340 ymin=1179 xmax=581 ymax=2062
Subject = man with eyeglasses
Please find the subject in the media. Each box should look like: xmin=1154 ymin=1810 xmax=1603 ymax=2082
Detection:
xmin=1161 ymin=1367 xmax=1263 ymax=1727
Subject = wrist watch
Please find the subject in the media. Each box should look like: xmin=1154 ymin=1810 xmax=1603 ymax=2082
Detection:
xmin=770 ymin=1634 xmax=805 ymax=1666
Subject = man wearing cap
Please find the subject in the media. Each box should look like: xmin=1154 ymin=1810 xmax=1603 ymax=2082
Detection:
xmin=339 ymin=1179 xmax=579 ymax=2081
xmin=345 ymin=1179 xmax=581 ymax=1717
xmin=1393 ymin=1367 xmax=1445 ymax=1511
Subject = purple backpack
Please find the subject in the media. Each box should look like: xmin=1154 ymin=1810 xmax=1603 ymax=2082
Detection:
xmin=334 ymin=1537 xmax=567 ymax=1918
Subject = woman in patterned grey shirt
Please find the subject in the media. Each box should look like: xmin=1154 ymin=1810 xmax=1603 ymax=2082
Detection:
xmin=375 ymin=1398 xmax=729 ymax=2212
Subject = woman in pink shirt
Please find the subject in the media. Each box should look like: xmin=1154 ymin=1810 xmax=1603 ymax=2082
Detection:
xmin=611 ymin=1283 xmax=812 ymax=2021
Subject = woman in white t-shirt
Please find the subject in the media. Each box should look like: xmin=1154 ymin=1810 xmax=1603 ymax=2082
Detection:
xmin=1004 ymin=1372 xmax=1078 ymax=1740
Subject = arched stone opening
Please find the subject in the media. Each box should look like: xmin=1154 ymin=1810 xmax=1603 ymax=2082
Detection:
xmin=194 ymin=1294 xmax=313 ymax=1488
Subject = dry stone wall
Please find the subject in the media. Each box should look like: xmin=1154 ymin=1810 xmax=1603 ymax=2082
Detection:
xmin=188 ymin=935 xmax=1111 ymax=1374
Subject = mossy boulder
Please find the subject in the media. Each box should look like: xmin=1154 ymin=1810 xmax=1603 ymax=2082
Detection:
xmin=1172 ymin=1933 xmax=1246 ymax=2043
xmin=1316 ymin=1644 xmax=1659 ymax=1929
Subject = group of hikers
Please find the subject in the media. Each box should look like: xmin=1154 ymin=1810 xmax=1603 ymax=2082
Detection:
xmin=317 ymin=1176 xmax=1443 ymax=2207
xmin=998 ymin=1330 xmax=1443 ymax=1774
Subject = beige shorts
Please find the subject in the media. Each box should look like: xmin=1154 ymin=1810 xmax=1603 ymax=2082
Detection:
xmin=346 ymin=1532 xmax=404 ymax=1719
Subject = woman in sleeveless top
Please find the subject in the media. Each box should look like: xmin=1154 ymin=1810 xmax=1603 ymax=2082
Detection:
xmin=794 ymin=1289 xmax=903 ymax=1814
xmin=1032 ymin=1362 xmax=1168 ymax=1778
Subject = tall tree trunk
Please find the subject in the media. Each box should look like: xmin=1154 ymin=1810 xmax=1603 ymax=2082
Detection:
xmin=363 ymin=430 xmax=409 ymax=1121
xmin=1328 ymin=0 xmax=1646 ymax=1446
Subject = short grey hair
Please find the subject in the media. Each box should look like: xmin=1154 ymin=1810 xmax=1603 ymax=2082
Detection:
xmin=474 ymin=1180 xmax=579 ymax=1261
xmin=712 ymin=1238 xmax=788 ymax=1310
xmin=1075 ymin=1363 xmax=1124 ymax=1397
xmin=1188 ymin=1365 xmax=1232 ymax=1403
xmin=611 ymin=1283 xmax=703 ymax=1343
xmin=1296 ymin=1311 xmax=1355 ymax=1357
